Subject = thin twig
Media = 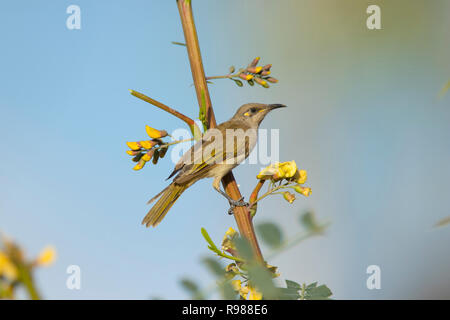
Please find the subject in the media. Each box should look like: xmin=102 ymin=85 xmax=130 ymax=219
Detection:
xmin=129 ymin=89 xmax=202 ymax=140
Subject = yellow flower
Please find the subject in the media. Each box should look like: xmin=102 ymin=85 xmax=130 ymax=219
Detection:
xmin=231 ymin=280 xmax=249 ymax=298
xmin=295 ymin=169 xmax=307 ymax=184
xmin=257 ymin=161 xmax=299 ymax=181
xmin=126 ymin=141 xmax=141 ymax=151
xmin=222 ymin=227 xmax=238 ymax=252
xmin=247 ymin=285 xmax=263 ymax=300
xmin=224 ymin=227 xmax=237 ymax=238
xmin=279 ymin=160 xmax=298 ymax=178
xmin=257 ymin=162 xmax=283 ymax=180
xmin=294 ymin=186 xmax=312 ymax=197
xmin=0 ymin=251 xmax=18 ymax=281
xmin=35 ymin=246 xmax=56 ymax=267
xmin=231 ymin=279 xmax=242 ymax=291
xmin=225 ymin=263 xmax=239 ymax=279
xmin=145 ymin=126 xmax=167 ymax=139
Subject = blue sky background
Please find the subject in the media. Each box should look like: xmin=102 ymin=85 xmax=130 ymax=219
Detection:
xmin=1 ymin=0 xmax=450 ymax=299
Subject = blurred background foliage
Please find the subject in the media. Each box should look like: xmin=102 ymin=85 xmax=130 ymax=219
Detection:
xmin=176 ymin=211 xmax=331 ymax=300
xmin=0 ymin=233 xmax=55 ymax=299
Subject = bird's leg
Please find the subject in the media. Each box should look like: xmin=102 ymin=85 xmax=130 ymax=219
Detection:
xmin=212 ymin=178 xmax=249 ymax=215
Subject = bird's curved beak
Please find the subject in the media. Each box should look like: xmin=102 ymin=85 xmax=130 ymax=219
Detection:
xmin=268 ymin=104 xmax=287 ymax=110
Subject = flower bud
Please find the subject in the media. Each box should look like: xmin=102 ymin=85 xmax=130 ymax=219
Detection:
xmin=294 ymin=186 xmax=312 ymax=197
xmin=283 ymin=191 xmax=296 ymax=204
xmin=246 ymin=66 xmax=262 ymax=74
xmin=254 ymin=77 xmax=269 ymax=88
xmin=239 ymin=73 xmax=253 ymax=81
xmin=126 ymin=150 xmax=140 ymax=156
xmin=261 ymin=71 xmax=271 ymax=76
xmin=145 ymin=125 xmax=168 ymax=139
xmin=140 ymin=140 xmax=156 ymax=150
xmin=295 ymin=169 xmax=307 ymax=184
xmin=159 ymin=146 xmax=168 ymax=158
xmin=249 ymin=57 xmax=260 ymax=67
xmin=152 ymin=149 xmax=160 ymax=164
xmin=266 ymin=77 xmax=278 ymax=83
xmin=233 ymin=79 xmax=243 ymax=87
xmin=262 ymin=64 xmax=272 ymax=71
xmin=141 ymin=150 xmax=154 ymax=162
xmin=133 ymin=159 xmax=145 ymax=171
xmin=132 ymin=153 xmax=143 ymax=162
xmin=126 ymin=141 xmax=141 ymax=151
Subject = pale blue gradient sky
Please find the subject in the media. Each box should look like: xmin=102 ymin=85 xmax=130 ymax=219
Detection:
xmin=1 ymin=0 xmax=449 ymax=299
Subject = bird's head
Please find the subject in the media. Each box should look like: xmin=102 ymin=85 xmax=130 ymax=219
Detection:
xmin=233 ymin=103 xmax=287 ymax=127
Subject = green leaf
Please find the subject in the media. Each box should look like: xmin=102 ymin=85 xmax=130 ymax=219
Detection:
xmin=179 ymin=278 xmax=204 ymax=300
xmin=202 ymin=257 xmax=224 ymax=277
xmin=247 ymin=264 xmax=279 ymax=299
xmin=201 ymin=228 xmax=220 ymax=253
xmin=304 ymin=283 xmax=332 ymax=300
xmin=234 ymin=237 xmax=254 ymax=261
xmin=285 ymin=279 xmax=301 ymax=290
xmin=277 ymin=287 xmax=301 ymax=300
xmin=229 ymin=66 xmax=235 ymax=74
xmin=232 ymin=79 xmax=243 ymax=87
xmin=219 ymin=281 xmax=237 ymax=300
xmin=300 ymin=211 xmax=321 ymax=232
xmin=256 ymin=222 xmax=283 ymax=248
xmin=247 ymin=79 xmax=254 ymax=86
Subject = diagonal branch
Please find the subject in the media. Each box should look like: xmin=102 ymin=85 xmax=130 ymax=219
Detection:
xmin=176 ymin=0 xmax=263 ymax=262
xmin=129 ymin=89 xmax=202 ymax=140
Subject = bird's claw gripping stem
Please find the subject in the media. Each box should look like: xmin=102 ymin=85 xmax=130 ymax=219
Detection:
xmin=227 ymin=197 xmax=249 ymax=215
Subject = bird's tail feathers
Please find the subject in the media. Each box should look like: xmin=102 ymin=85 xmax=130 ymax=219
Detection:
xmin=142 ymin=183 xmax=189 ymax=227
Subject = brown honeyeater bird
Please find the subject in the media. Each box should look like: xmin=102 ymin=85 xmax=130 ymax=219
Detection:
xmin=142 ymin=103 xmax=286 ymax=227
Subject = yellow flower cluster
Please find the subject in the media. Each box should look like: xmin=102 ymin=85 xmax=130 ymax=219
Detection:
xmin=257 ymin=161 xmax=312 ymax=204
xmin=126 ymin=125 xmax=169 ymax=171
xmin=229 ymin=57 xmax=278 ymax=88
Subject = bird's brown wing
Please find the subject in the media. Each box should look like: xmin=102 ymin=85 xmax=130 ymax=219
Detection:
xmin=172 ymin=120 xmax=253 ymax=185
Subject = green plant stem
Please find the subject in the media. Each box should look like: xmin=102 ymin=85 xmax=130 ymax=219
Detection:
xmin=249 ymin=182 xmax=289 ymax=208
xmin=18 ymin=264 xmax=41 ymax=300
xmin=129 ymin=89 xmax=202 ymax=140
xmin=205 ymin=71 xmax=244 ymax=81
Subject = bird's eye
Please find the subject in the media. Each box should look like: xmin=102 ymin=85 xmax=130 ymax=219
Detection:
xmin=250 ymin=107 xmax=257 ymax=113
